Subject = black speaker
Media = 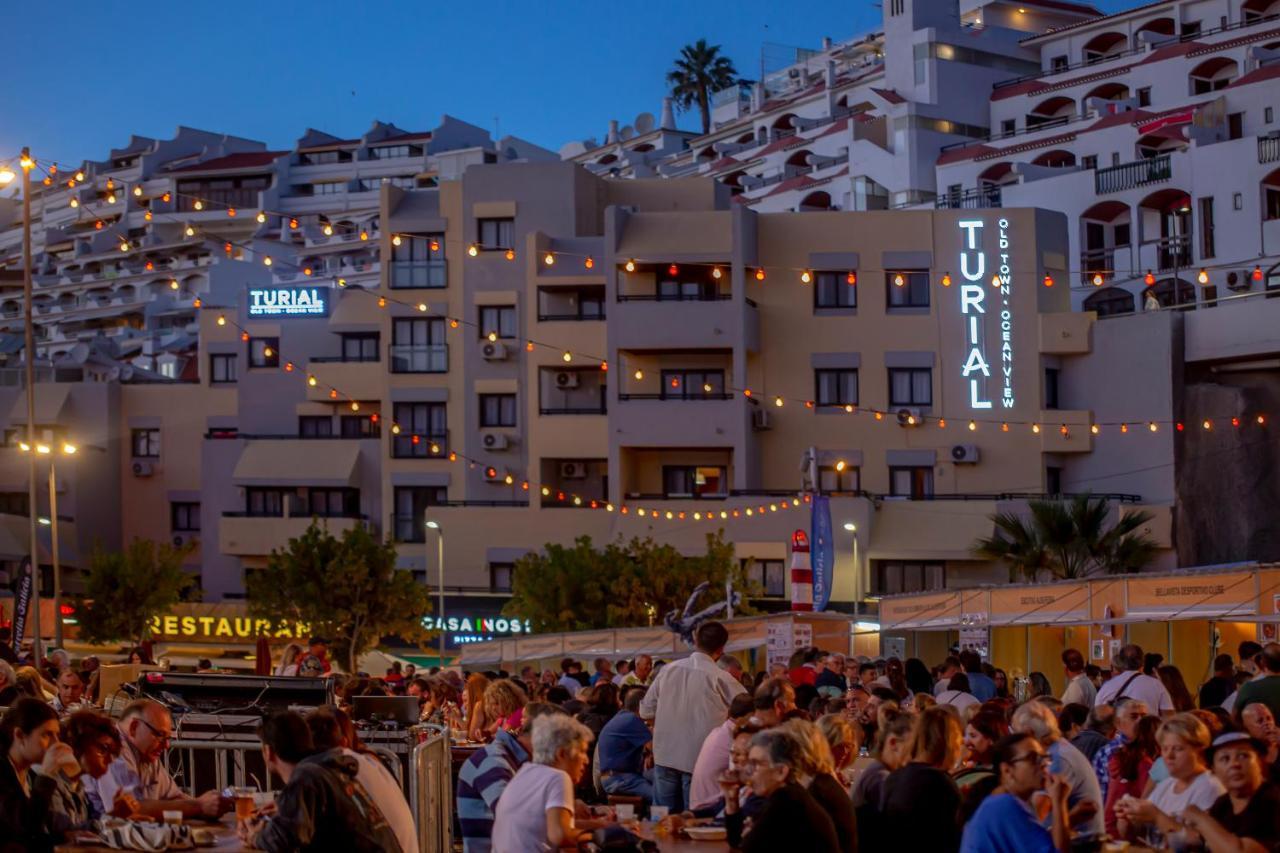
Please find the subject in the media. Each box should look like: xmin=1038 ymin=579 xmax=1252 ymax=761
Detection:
xmin=135 ymin=672 xmax=332 ymax=715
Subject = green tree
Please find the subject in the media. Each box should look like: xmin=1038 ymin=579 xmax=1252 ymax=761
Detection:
xmin=973 ymin=495 xmax=1157 ymax=581
xmin=245 ymin=521 xmax=434 ymax=672
xmin=78 ymin=538 xmax=197 ymax=647
xmin=667 ymin=39 xmax=740 ymax=134
xmin=504 ymin=532 xmax=756 ymax=632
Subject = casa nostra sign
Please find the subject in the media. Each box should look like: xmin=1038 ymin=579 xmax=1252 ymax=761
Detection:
xmin=958 ymin=218 xmax=1015 ymax=410
xmin=246 ymin=286 xmax=330 ymax=318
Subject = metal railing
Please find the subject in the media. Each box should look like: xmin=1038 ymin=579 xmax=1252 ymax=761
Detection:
xmin=538 ymin=406 xmax=607 ymax=415
xmin=411 ymin=727 xmax=454 ymax=853
xmin=390 ymin=261 xmax=447 ymax=289
xmin=1080 ymin=247 xmax=1117 ymax=285
xmin=618 ymin=393 xmax=735 ymax=401
xmin=1260 ymin=135 xmax=1280 ymax=164
xmin=935 ymin=185 xmax=1002 ymax=209
xmin=389 ymin=344 xmax=448 ymax=373
xmin=536 ymin=312 xmax=606 ymax=321
xmin=616 ymin=292 xmax=733 ymax=302
xmin=1095 ymin=154 xmax=1171 ymax=195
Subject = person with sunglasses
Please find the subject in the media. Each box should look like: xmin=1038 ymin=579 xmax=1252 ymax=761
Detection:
xmin=960 ymin=732 xmax=1072 ymax=853
xmin=82 ymin=699 xmax=229 ymax=821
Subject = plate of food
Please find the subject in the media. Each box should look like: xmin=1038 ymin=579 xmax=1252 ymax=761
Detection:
xmin=684 ymin=826 xmax=728 ymax=841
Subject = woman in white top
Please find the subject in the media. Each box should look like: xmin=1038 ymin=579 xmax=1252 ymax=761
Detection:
xmin=936 ymin=673 xmax=980 ymax=713
xmin=275 ymin=643 xmax=303 ymax=677
xmin=1114 ymin=713 xmax=1225 ymax=845
xmin=492 ymin=713 xmax=605 ymax=852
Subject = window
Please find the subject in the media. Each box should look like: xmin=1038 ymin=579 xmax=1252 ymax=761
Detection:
xmin=888 ymin=368 xmax=932 ymax=407
xmin=390 ymin=234 xmax=446 ymax=288
xmin=1136 ymin=87 xmax=1151 ymax=107
xmin=1082 ymin=155 xmax=1098 ymax=170
xmin=1044 ymin=367 xmax=1060 ymax=410
xmin=478 ymin=217 xmax=514 ymax=250
xmin=479 ymin=305 xmax=517 ymax=339
xmin=340 ymin=415 xmax=378 ymax=438
xmin=1266 ymin=107 xmax=1274 ymax=124
xmin=1050 ymin=55 xmax=1069 ymax=72
xmin=308 ymin=182 xmax=347 ymax=196
xmin=814 ymin=369 xmax=858 ymax=407
xmin=1046 ymin=466 xmax=1063 ymax=496
xmin=480 ymin=394 xmax=517 ymax=427
xmin=249 ymin=337 xmax=279 ymax=369
xmin=210 ymin=354 xmax=237 ymax=384
xmin=814 ymin=271 xmax=857 ymax=309
xmin=246 ymin=488 xmax=287 ymax=517
xmin=659 ymin=369 xmax=725 ymax=399
xmin=1267 ymin=187 xmax=1280 ymax=221
xmin=393 ymin=486 xmax=448 ymax=542
xmin=490 ymin=563 xmax=514 ymax=593
xmin=391 ymin=402 xmax=447 ymax=457
xmin=369 ymin=144 xmax=423 ymax=159
xmin=663 ymin=466 xmax=727 ymax=498
xmin=176 ymin=175 xmax=269 ymax=210
xmin=298 ymin=150 xmax=352 ymax=165
xmin=886 ymin=270 xmax=930 ymax=309
xmin=1181 ymin=20 xmax=1201 ymax=37
xmin=871 ymin=561 xmax=944 ymax=595
xmin=1000 ymin=119 xmax=1017 ymax=137
xmin=1228 ymin=113 xmax=1244 ymax=141
xmin=298 ymin=416 xmax=333 ymax=438
xmin=890 ymin=466 xmax=934 ymax=499
xmin=131 ymin=428 xmax=160 ymax=458
xmin=390 ymin=318 xmax=446 ymax=373
xmin=0 ymin=492 xmax=29 ymax=515
xmin=171 ymin=502 xmax=201 ymax=533
xmin=818 ymin=465 xmax=860 ymax=493
xmin=304 ymin=488 xmax=359 ymax=518
xmin=341 ymin=333 xmax=379 ymax=362
xmin=742 ymin=558 xmax=787 ymax=597
xmin=359 ymin=177 xmax=416 ymax=192
xmin=658 ymin=278 xmax=720 ymax=301
xmin=1199 ymin=197 xmax=1215 ymax=259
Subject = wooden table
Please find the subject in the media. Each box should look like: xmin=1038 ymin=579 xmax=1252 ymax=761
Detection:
xmin=56 ymin=815 xmax=246 ymax=851
xmin=634 ymin=822 xmax=732 ymax=852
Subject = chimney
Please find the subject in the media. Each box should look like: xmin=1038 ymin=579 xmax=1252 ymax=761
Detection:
xmin=751 ymin=81 xmax=764 ymax=112
xmin=660 ymin=98 xmax=676 ymax=130
xmin=822 ymin=37 xmax=832 ymax=50
xmin=826 ymin=60 xmax=837 ymax=87
xmin=607 ymin=120 xmax=619 ymax=144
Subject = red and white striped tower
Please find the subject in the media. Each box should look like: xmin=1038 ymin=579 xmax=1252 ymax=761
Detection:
xmin=790 ymin=530 xmax=813 ymax=612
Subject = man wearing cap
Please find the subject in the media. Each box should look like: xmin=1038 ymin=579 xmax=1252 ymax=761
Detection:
xmin=1181 ymin=731 xmax=1280 ymax=852
xmin=1233 ymin=643 xmax=1280 ymax=722
xmin=298 ymin=637 xmax=330 ymax=676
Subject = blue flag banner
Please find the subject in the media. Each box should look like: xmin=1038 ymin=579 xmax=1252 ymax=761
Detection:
xmin=12 ymin=556 xmax=32 ymax=654
xmin=811 ymin=495 xmax=834 ymax=612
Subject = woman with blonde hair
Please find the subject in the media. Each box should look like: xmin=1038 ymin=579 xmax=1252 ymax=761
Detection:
xmin=275 ymin=643 xmax=303 ymax=677
xmin=778 ymin=718 xmax=856 ymax=853
xmin=817 ymin=714 xmax=862 ymax=780
xmin=483 ymin=678 xmax=529 ymax=733
xmin=880 ymin=706 xmax=964 ymax=851
xmin=1114 ymin=712 xmax=1225 ymax=846
xmin=462 ymin=672 xmax=491 ymax=741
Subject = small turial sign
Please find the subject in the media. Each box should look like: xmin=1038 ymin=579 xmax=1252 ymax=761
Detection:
xmin=246 ymin=286 xmax=330 ymax=318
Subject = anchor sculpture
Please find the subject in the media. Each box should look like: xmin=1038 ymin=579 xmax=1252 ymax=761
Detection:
xmin=664 ymin=580 xmax=741 ymax=647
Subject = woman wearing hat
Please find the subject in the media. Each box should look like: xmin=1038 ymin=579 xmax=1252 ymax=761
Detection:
xmin=1181 ymin=731 xmax=1280 ymax=852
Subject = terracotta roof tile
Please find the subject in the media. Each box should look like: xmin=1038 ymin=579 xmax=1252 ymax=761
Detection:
xmin=165 ymin=151 xmax=287 ymax=173
xmin=871 ymin=87 xmax=906 ymax=104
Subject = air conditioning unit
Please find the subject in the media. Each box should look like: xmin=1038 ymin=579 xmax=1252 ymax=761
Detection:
xmin=482 ymin=432 xmax=510 ymax=451
xmin=481 ymin=341 xmax=509 ymax=361
xmin=895 ymin=407 xmax=923 ymax=427
xmin=1225 ymin=269 xmax=1253 ymax=292
xmin=560 ymin=462 xmax=588 ymax=479
xmin=172 ymin=534 xmax=197 ymax=548
xmin=132 ymin=460 xmax=154 ymax=477
xmin=951 ymin=444 xmax=981 ymax=464
xmin=554 ymin=371 xmax=580 ymax=389
xmin=752 ymin=409 xmax=772 ymax=431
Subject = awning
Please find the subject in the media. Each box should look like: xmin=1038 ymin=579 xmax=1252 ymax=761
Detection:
xmin=327 ymin=291 xmax=381 ymax=332
xmin=9 ymin=385 xmax=70 ymax=425
xmin=232 ymin=440 xmax=360 ymax=487
xmin=867 ymin=501 xmax=995 ymax=561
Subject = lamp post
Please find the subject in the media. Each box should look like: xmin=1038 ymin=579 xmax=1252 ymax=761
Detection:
xmin=843 ymin=522 xmax=860 ymax=613
xmin=2 ymin=149 xmax=41 ymax=665
xmin=425 ymin=519 xmax=444 ymax=665
xmin=20 ymin=439 xmax=77 ymax=648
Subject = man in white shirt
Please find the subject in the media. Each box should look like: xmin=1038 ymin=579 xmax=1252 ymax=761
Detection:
xmin=1061 ymin=648 xmax=1097 ymax=707
xmin=934 ymin=656 xmax=962 ymax=697
xmin=1093 ymin=644 xmax=1173 ymax=714
xmin=639 ymin=621 xmax=746 ymax=812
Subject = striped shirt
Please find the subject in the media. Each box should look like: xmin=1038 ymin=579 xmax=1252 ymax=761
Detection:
xmin=456 ymin=729 xmax=529 ymax=853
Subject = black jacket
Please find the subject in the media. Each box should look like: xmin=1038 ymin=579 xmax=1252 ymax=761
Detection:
xmin=727 ymin=781 xmax=840 ymax=853
xmin=0 ymin=757 xmax=64 ymax=853
xmin=255 ymin=749 xmax=402 ymax=853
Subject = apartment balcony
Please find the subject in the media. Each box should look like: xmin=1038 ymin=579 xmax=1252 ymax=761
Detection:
xmin=1094 ymin=155 xmax=1171 ymax=195
xmin=1138 ymin=235 xmax=1193 ymax=274
xmin=388 ymin=344 xmax=448 ymax=374
xmin=1259 ymin=135 xmax=1280 ymax=165
xmin=389 ymin=260 xmax=447 ymax=289
xmin=390 ymin=432 xmax=449 ymax=459
xmin=304 ymin=358 xmax=382 ymax=402
xmin=613 ymin=291 xmax=755 ymax=351
xmin=935 ymin=185 xmax=1002 ymax=210
xmin=614 ymin=394 xmax=751 ymax=446
xmin=219 ymin=513 xmax=366 ymax=557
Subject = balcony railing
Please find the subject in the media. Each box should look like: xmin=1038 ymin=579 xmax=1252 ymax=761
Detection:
xmin=935 ymin=185 xmax=1002 ymax=210
xmin=537 ymin=312 xmax=605 ymax=321
xmin=539 ymin=405 xmax=607 ymax=415
xmin=616 ymin=292 xmax=732 ymax=303
xmin=388 ymin=344 xmax=448 ymax=373
xmin=1260 ymin=135 xmax=1280 ymax=165
xmin=389 ymin=261 xmax=446 ymax=289
xmin=390 ymin=432 xmax=449 ymax=459
xmin=223 ymin=511 xmax=367 ymax=520
xmin=1079 ymin=247 xmax=1117 ymax=285
xmin=1095 ymin=154 xmax=1171 ymax=195
xmin=1151 ymin=235 xmax=1193 ymax=272
xmin=618 ymin=393 xmax=735 ymax=401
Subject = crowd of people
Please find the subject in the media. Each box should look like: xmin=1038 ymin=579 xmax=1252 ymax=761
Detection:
xmin=6 ymin=630 xmax=1280 ymax=851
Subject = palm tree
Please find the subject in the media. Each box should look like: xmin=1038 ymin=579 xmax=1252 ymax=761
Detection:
xmin=973 ymin=495 xmax=1157 ymax=582
xmin=667 ymin=40 xmax=740 ymax=135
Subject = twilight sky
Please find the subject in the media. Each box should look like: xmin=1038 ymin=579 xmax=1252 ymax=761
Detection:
xmin=1 ymin=0 xmax=1139 ymax=167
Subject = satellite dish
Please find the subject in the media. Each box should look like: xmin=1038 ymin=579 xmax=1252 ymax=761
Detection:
xmin=619 ymin=125 xmax=635 ymax=140
xmin=635 ymin=112 xmax=656 ymax=134
xmin=69 ymin=342 xmax=90 ymax=365
xmin=559 ymin=141 xmax=587 ymax=158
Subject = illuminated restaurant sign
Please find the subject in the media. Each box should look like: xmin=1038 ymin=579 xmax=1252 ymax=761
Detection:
xmin=246 ymin=286 xmax=330 ymax=318
xmin=423 ymin=615 xmax=532 ymax=636
xmin=958 ymin=218 xmax=1014 ymax=410
xmin=148 ymin=612 xmax=310 ymax=642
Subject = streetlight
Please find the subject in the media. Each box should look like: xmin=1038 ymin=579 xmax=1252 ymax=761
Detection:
xmin=20 ymin=439 xmax=77 ymax=647
xmin=843 ymin=522 xmax=861 ymax=611
xmin=425 ymin=519 xmax=445 ymax=666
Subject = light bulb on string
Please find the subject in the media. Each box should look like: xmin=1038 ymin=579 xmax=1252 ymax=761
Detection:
xmin=584 ymin=256 xmax=594 ymax=269
xmin=941 ymin=272 xmax=951 ymax=287
xmin=263 ymin=256 xmax=272 ymax=266
xmin=1090 ymin=424 xmax=1099 ymax=435
xmin=240 ymin=331 xmax=249 ymax=342
xmin=800 ymin=270 xmax=811 ymax=284
xmin=992 ymin=273 xmax=1002 ymax=288
xmin=1144 ymin=270 xmax=1155 ymax=286
xmin=392 ymin=235 xmax=402 ymax=246
xmin=161 ymin=192 xmax=170 ymax=202
xmin=1001 ymin=422 xmax=1009 ymax=432
xmin=74 ymin=171 xmax=85 ymax=182
xmin=667 ymin=263 xmax=678 ymax=276
xmin=634 ymin=369 xmax=643 ymax=381
xmin=562 ymin=351 xmax=572 ymax=362
xmin=893 ymin=273 xmax=904 ymax=287
xmin=712 ymin=266 xmax=722 ymax=279
xmin=106 ymin=193 xmax=116 ymax=204
xmin=417 ymin=303 xmax=427 ymax=312
xmin=132 ymin=185 xmax=142 ymax=197
xmin=755 ymin=268 xmax=765 ymax=281
xmin=216 ymin=315 xmax=226 ymax=326
xmin=544 ymin=252 xmax=555 ymax=266
xmin=505 ymin=248 xmax=515 ymax=261
xmin=69 ymin=198 xmax=78 ymax=208
xmin=625 ymin=259 xmax=636 ymax=272
xmin=846 ymin=271 xmax=856 ymax=285
xmin=429 ymin=239 xmax=439 ymax=252
xmin=227 ymin=207 xmax=236 ymax=218
xmin=968 ymin=420 xmax=977 ymax=431
xmin=1253 ymin=266 xmax=1264 ymax=282
xmin=1092 ymin=272 xmax=1104 ymax=287
xmin=1197 ymin=268 xmax=1209 ymax=285
xmin=487 ymin=331 xmax=498 ymax=342
xmin=169 ymin=280 xmax=179 ymax=290
xmin=193 ymin=200 xmax=203 ymax=211
xmin=256 ymin=212 xmax=266 ymax=224
xmin=1148 ymin=422 xmax=1158 ymax=432
xmin=774 ymin=396 xmax=783 ymax=408
xmin=184 ymin=225 xmax=195 ymax=237
xmin=377 ymin=297 xmax=387 ymax=308
xmin=144 ymin=210 xmax=152 ymax=221
xmin=359 ymin=230 xmax=369 ymax=241
xmin=289 ymin=218 xmax=298 ymax=229
xmin=1043 ymin=273 xmax=1054 ymax=288
xmin=350 ymin=401 xmax=359 ymax=412
xmin=323 ymin=224 xmax=333 ymax=236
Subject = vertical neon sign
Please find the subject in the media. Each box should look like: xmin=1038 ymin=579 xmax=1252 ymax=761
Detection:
xmin=958 ymin=218 xmax=1014 ymax=410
